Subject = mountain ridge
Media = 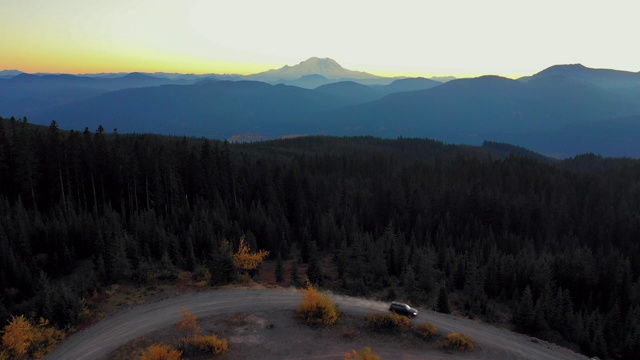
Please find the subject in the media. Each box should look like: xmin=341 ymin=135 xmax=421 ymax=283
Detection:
xmin=250 ymin=57 xmax=383 ymax=82
xmin=520 ymin=63 xmax=640 ymax=89
xmin=296 ymin=74 xmax=640 ymax=157
xmin=3 ymin=60 xmax=640 ymax=157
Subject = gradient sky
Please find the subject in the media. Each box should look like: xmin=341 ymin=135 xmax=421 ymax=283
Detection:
xmin=2 ymin=0 xmax=639 ymax=78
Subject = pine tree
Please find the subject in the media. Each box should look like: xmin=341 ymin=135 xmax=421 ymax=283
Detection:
xmin=275 ymin=254 xmax=284 ymax=283
xmin=437 ymin=284 xmax=451 ymax=314
xmin=0 ymin=119 xmax=8 ymax=190
xmin=210 ymin=240 xmax=236 ymax=285
xmin=290 ymin=258 xmax=300 ymax=287
xmin=307 ymin=241 xmax=323 ymax=285
xmin=515 ymin=285 xmax=535 ymax=333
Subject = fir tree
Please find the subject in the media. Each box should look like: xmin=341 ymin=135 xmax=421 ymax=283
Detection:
xmin=437 ymin=284 xmax=451 ymax=314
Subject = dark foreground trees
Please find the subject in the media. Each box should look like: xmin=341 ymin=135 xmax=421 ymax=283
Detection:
xmin=1 ymin=117 xmax=639 ymax=359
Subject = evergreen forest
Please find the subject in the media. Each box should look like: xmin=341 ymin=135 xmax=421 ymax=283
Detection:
xmin=1 ymin=116 xmax=639 ymax=359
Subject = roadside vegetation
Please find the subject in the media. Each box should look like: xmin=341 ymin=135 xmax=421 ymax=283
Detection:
xmin=0 ymin=315 xmax=65 ymax=359
xmin=364 ymin=312 xmax=410 ymax=334
xmin=296 ymin=283 xmax=339 ymax=326
xmin=344 ymin=346 xmax=381 ymax=360
xmin=175 ymin=309 xmax=228 ymax=357
xmin=438 ymin=332 xmax=475 ymax=352
xmin=139 ymin=344 xmax=181 ymax=360
xmin=133 ymin=308 xmax=228 ymax=359
xmin=363 ymin=312 xmax=439 ymax=341
xmin=413 ymin=321 xmax=438 ymax=340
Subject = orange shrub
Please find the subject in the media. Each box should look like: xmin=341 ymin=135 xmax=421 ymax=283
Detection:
xmin=32 ymin=318 xmax=65 ymax=358
xmin=1 ymin=315 xmax=65 ymax=359
xmin=186 ymin=335 xmax=229 ymax=355
xmin=438 ymin=332 xmax=474 ymax=352
xmin=176 ymin=308 xmax=200 ymax=339
xmin=364 ymin=312 xmax=410 ymax=333
xmin=344 ymin=346 xmax=381 ymax=360
xmin=139 ymin=344 xmax=182 ymax=360
xmin=413 ymin=322 xmax=438 ymax=340
xmin=2 ymin=315 xmax=34 ymax=358
xmin=296 ymin=284 xmax=339 ymax=325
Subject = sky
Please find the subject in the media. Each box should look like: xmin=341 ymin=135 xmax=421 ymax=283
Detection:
xmin=2 ymin=0 xmax=639 ymax=78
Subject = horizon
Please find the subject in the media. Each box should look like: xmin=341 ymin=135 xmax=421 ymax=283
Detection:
xmin=2 ymin=59 xmax=638 ymax=81
xmin=2 ymin=1 xmax=639 ymax=78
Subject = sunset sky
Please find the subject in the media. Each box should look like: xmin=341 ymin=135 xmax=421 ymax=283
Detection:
xmin=2 ymin=0 xmax=639 ymax=78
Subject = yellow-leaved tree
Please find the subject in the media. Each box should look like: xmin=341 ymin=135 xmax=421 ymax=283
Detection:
xmin=233 ymin=236 xmax=269 ymax=272
xmin=2 ymin=315 xmax=33 ymax=358
xmin=1 ymin=315 xmax=65 ymax=359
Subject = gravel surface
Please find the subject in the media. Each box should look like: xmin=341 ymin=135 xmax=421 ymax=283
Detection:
xmin=45 ymin=288 xmax=588 ymax=360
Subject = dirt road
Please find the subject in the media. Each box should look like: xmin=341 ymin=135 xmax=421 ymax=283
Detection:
xmin=45 ymin=288 xmax=588 ymax=360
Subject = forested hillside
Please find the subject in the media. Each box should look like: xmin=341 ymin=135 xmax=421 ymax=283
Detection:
xmin=1 ymin=116 xmax=639 ymax=359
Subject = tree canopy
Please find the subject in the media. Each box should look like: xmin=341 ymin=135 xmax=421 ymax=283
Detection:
xmin=1 ymin=117 xmax=639 ymax=359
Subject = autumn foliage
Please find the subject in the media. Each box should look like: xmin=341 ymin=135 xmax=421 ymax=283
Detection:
xmin=173 ymin=308 xmax=229 ymax=357
xmin=296 ymin=283 xmax=339 ymax=325
xmin=1 ymin=315 xmax=65 ymax=359
xmin=438 ymin=332 xmax=475 ymax=352
xmin=139 ymin=344 xmax=182 ymax=360
xmin=364 ymin=312 xmax=410 ymax=334
xmin=2 ymin=315 xmax=33 ymax=358
xmin=233 ymin=236 xmax=270 ymax=271
xmin=413 ymin=321 xmax=438 ymax=340
xmin=344 ymin=346 xmax=381 ymax=360
xmin=186 ymin=335 xmax=228 ymax=355
xmin=176 ymin=308 xmax=201 ymax=339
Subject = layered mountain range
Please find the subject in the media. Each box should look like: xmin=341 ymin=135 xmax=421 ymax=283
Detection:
xmin=1 ymin=58 xmax=639 ymax=157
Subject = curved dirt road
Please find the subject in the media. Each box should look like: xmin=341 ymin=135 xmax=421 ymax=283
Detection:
xmin=46 ymin=288 xmax=587 ymax=360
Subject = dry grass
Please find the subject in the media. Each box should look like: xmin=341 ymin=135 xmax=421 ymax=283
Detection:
xmin=364 ymin=312 xmax=410 ymax=334
xmin=139 ymin=344 xmax=181 ymax=360
xmin=344 ymin=346 xmax=381 ymax=360
xmin=184 ymin=335 xmax=228 ymax=355
xmin=413 ymin=322 xmax=438 ymax=340
xmin=437 ymin=332 xmax=474 ymax=352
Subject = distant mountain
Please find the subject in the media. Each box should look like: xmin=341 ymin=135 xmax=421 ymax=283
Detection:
xmin=0 ymin=74 xmax=105 ymax=117
xmin=5 ymin=61 xmax=640 ymax=157
xmin=372 ymin=77 xmax=442 ymax=95
xmin=251 ymin=57 xmax=382 ymax=82
xmin=247 ymin=57 xmax=397 ymax=86
xmin=145 ymin=72 xmax=233 ymax=81
xmin=549 ymin=115 xmax=640 ymax=158
xmin=0 ymin=70 xmax=22 ymax=79
xmin=314 ymin=81 xmax=383 ymax=105
xmin=313 ymin=78 xmax=443 ymax=105
xmin=279 ymin=74 xmax=333 ymax=89
xmin=498 ymin=115 xmax=640 ymax=158
xmin=298 ymin=75 xmax=640 ymax=145
xmin=611 ymin=85 xmax=640 ymax=104
xmin=36 ymin=81 xmax=355 ymax=137
xmin=0 ymin=73 xmax=195 ymax=118
xmin=430 ymin=76 xmax=456 ymax=83
xmin=481 ymin=140 xmax=555 ymax=163
xmin=520 ymin=64 xmax=640 ymax=89
xmin=21 ymin=70 xmax=640 ymax=157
